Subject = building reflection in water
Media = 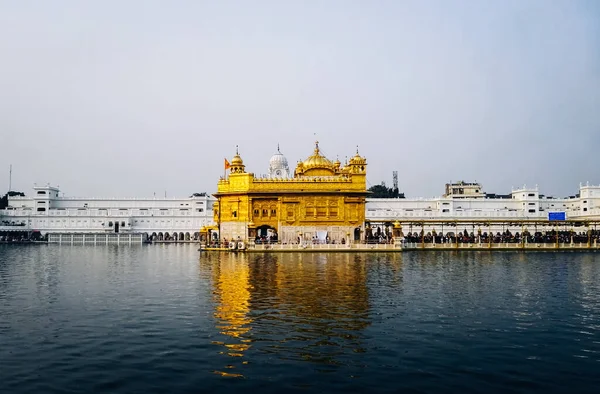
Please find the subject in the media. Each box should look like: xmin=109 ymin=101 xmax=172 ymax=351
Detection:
xmin=202 ymin=252 xmax=252 ymax=378
xmin=200 ymin=252 xmax=371 ymax=377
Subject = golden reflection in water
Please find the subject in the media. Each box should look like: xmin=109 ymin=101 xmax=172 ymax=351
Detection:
xmin=200 ymin=253 xmax=376 ymax=377
xmin=250 ymin=253 xmax=371 ymax=365
xmin=201 ymin=252 xmax=373 ymax=375
xmin=203 ymin=252 xmax=252 ymax=377
xmin=272 ymin=253 xmax=370 ymax=330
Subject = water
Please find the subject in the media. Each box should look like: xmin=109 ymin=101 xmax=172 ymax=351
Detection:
xmin=1 ymin=245 xmax=600 ymax=393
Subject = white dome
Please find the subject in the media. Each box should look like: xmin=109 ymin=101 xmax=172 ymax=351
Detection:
xmin=270 ymin=152 xmax=288 ymax=168
xmin=269 ymin=146 xmax=290 ymax=178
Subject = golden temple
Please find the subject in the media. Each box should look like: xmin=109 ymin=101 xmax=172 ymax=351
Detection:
xmin=213 ymin=142 xmax=368 ymax=245
xmin=203 ymin=143 xmax=600 ymax=252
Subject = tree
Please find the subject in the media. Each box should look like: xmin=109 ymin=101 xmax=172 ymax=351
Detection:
xmin=0 ymin=191 xmax=25 ymax=209
xmin=368 ymin=182 xmax=404 ymax=198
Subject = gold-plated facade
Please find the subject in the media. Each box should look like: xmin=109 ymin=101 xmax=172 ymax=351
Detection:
xmin=213 ymin=142 xmax=368 ymax=244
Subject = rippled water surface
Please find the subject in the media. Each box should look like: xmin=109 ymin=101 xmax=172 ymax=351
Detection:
xmin=1 ymin=245 xmax=600 ymax=393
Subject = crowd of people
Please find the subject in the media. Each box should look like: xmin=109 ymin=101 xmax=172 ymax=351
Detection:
xmin=0 ymin=230 xmax=44 ymax=243
xmin=254 ymin=234 xmax=278 ymax=244
xmin=204 ymin=227 xmax=600 ymax=247
xmin=401 ymin=229 xmax=600 ymax=244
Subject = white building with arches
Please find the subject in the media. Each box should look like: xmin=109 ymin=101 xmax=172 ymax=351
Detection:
xmin=2 ymin=177 xmax=600 ymax=241
xmin=365 ymin=181 xmax=600 ymax=236
xmin=0 ymin=184 xmax=215 ymax=241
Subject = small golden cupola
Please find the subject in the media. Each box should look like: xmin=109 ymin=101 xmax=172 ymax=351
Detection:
xmin=348 ymin=146 xmax=367 ymax=173
xmin=230 ymin=146 xmax=246 ymax=174
xmin=333 ymin=157 xmax=341 ymax=171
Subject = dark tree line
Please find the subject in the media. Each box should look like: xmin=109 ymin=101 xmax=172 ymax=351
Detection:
xmin=0 ymin=191 xmax=24 ymax=210
xmin=368 ymin=182 xmax=404 ymax=198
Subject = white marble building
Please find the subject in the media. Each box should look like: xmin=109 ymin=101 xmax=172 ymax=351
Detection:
xmin=0 ymin=184 xmax=215 ymax=240
xmin=2 ymin=180 xmax=600 ymax=240
xmin=365 ymin=182 xmax=600 ymax=223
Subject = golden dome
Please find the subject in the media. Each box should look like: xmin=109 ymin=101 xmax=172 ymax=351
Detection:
xmin=303 ymin=141 xmax=333 ymax=169
xmin=231 ymin=145 xmax=244 ymax=166
xmin=231 ymin=154 xmax=243 ymax=166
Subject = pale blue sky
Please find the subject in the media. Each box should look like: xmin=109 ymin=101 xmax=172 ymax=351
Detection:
xmin=1 ymin=0 xmax=599 ymax=198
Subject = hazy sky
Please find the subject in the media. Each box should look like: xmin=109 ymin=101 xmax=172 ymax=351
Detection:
xmin=1 ymin=0 xmax=599 ymax=199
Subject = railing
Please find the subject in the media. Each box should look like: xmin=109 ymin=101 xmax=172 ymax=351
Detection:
xmin=47 ymin=233 xmax=144 ymax=245
xmin=10 ymin=196 xmax=209 ymax=201
xmin=200 ymin=240 xmax=600 ymax=252
xmin=401 ymin=241 xmax=599 ymax=250
xmin=365 ymin=210 xmax=551 ymax=219
xmin=250 ymin=242 xmax=400 ymax=251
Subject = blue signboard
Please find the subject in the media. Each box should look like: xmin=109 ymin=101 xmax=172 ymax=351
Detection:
xmin=548 ymin=212 xmax=566 ymax=221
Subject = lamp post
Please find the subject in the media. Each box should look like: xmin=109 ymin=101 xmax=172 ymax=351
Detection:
xmin=587 ymin=224 xmax=591 ymax=248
